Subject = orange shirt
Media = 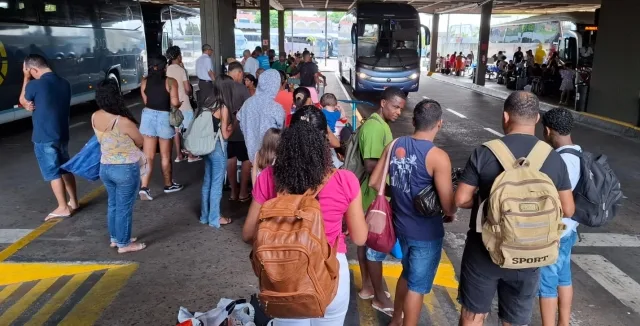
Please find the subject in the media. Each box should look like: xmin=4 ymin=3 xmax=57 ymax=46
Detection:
xmin=275 ymin=90 xmax=294 ymax=126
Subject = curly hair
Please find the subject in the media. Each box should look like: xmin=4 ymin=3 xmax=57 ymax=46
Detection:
xmin=542 ymin=108 xmax=573 ymax=136
xmin=273 ymin=120 xmax=332 ymax=195
xmin=96 ymin=79 xmax=138 ymax=125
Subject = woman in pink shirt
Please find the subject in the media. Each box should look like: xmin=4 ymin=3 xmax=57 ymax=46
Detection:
xmin=242 ymin=106 xmax=368 ymax=325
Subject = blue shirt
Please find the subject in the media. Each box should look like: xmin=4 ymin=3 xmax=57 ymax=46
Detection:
xmin=25 ymin=72 xmax=71 ymax=143
xmin=389 ymin=136 xmax=444 ymax=241
xmin=257 ymin=55 xmax=270 ymax=70
xmin=322 ymin=108 xmax=341 ymax=133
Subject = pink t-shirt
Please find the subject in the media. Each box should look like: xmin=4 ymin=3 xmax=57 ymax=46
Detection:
xmin=253 ymin=167 xmax=360 ymax=253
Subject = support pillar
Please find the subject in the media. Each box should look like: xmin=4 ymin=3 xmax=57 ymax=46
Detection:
xmin=260 ymin=0 xmax=270 ymax=52
xmin=278 ymin=10 xmax=285 ymax=54
xmin=474 ymin=0 xmax=493 ymax=86
xmin=200 ymin=0 xmax=235 ymax=74
xmin=429 ymin=14 xmax=440 ymax=73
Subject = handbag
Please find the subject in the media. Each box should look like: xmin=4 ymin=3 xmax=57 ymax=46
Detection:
xmin=61 ymin=135 xmax=101 ymax=181
xmin=412 ymin=168 xmax=463 ymax=217
xmin=364 ymin=138 xmax=398 ymax=254
xmin=170 ymin=107 xmax=184 ymax=128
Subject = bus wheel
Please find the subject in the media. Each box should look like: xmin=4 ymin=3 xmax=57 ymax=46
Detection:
xmin=108 ymin=72 xmax=120 ymax=93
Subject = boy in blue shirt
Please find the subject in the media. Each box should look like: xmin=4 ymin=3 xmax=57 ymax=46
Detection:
xmin=320 ymin=93 xmax=345 ymax=134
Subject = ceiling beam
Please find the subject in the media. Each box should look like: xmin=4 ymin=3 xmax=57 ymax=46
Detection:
xmin=298 ymin=0 xmax=304 ymax=8
xmin=348 ymin=0 xmax=356 ymax=10
xmin=437 ymin=3 xmax=478 ymax=14
xmin=416 ymin=1 xmax=446 ymax=10
xmin=325 ymin=0 xmax=329 ymax=9
xmin=270 ymin=0 xmax=284 ymax=10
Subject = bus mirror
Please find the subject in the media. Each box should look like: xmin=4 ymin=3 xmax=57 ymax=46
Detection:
xmin=421 ymin=25 xmax=431 ymax=46
xmin=351 ymin=24 xmax=357 ymax=44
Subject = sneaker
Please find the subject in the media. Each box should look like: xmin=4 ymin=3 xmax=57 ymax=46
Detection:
xmin=164 ymin=182 xmax=184 ymax=193
xmin=139 ymin=188 xmax=153 ymax=201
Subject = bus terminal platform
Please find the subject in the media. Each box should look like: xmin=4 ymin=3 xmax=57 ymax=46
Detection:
xmin=0 ymin=72 xmax=640 ymax=325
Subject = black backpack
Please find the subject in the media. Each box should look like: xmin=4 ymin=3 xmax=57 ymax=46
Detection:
xmin=560 ymin=148 xmax=623 ymax=227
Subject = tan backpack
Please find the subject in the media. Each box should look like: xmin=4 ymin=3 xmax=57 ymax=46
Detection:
xmin=250 ymin=172 xmax=339 ymax=319
xmin=476 ymin=140 xmax=565 ymax=269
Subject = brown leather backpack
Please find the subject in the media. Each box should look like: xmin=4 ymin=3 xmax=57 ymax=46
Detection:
xmin=250 ymin=171 xmax=339 ymax=319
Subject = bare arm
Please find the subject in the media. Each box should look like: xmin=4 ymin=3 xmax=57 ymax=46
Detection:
xmin=119 ymin=117 xmax=144 ymax=148
xmin=364 ymin=158 xmax=379 ymax=175
xmin=19 ymin=77 xmax=35 ymax=111
xmin=208 ymin=70 xmax=216 ymax=81
xmin=345 ymin=192 xmax=368 ymax=246
xmin=166 ymin=78 xmax=180 ymax=108
xmin=368 ymin=145 xmax=390 ymax=192
xmin=429 ymin=148 xmax=456 ymax=217
xmin=182 ymin=80 xmax=192 ymax=96
xmin=455 ymin=183 xmax=476 ymax=209
xmin=220 ymin=106 xmax=232 ymax=139
xmin=558 ymin=190 xmax=575 ymax=218
xmin=327 ymin=127 xmax=340 ymax=148
xmin=140 ymin=79 xmax=148 ymax=105
xmin=242 ymin=200 xmax=262 ymax=243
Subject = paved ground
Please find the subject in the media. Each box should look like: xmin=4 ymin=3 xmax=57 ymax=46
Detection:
xmin=0 ymin=72 xmax=639 ymax=325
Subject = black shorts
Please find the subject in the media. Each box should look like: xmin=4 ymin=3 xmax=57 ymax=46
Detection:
xmin=227 ymin=141 xmax=249 ymax=161
xmin=458 ymin=232 xmax=540 ymax=325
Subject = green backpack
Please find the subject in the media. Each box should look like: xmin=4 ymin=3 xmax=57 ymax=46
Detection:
xmin=342 ymin=117 xmax=386 ymax=185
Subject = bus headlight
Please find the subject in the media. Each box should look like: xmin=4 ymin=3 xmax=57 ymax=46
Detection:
xmin=409 ymin=73 xmax=419 ymax=80
xmin=358 ymin=72 xmax=368 ymax=79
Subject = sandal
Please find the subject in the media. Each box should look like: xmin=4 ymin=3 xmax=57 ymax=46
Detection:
xmin=238 ymin=195 xmax=252 ymax=203
xmin=110 ymin=237 xmax=138 ymax=248
xmin=220 ymin=217 xmax=233 ymax=225
xmin=117 ymin=242 xmax=147 ymax=254
xmin=371 ymin=303 xmax=394 ymax=317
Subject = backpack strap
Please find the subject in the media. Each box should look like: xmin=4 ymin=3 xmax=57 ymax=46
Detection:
xmin=377 ymin=138 xmax=399 ymax=196
xmin=558 ymin=148 xmax=582 ymax=158
xmin=483 ymin=140 xmax=517 ymax=171
xmin=527 ymin=141 xmax=553 ymax=171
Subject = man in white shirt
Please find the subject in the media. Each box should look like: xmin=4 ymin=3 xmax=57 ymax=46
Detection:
xmin=195 ymin=44 xmax=215 ymax=106
xmin=540 ymin=108 xmax=581 ymax=326
xmin=242 ymin=49 xmax=259 ymax=76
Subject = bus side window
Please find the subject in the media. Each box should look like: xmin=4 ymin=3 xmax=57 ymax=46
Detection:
xmin=0 ymin=0 xmax=38 ymax=23
xmin=40 ymin=0 xmax=71 ymax=26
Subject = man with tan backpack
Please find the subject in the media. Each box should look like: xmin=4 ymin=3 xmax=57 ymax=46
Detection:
xmin=455 ymin=91 xmax=575 ymax=326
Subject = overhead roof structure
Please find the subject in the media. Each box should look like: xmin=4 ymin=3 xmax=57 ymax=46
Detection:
xmin=140 ymin=0 xmax=600 ymax=15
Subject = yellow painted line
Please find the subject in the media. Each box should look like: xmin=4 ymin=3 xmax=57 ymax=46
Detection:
xmin=0 ymin=283 xmax=20 ymax=304
xmin=59 ymin=264 xmax=138 ymax=326
xmin=350 ymin=264 xmax=377 ymax=326
xmin=25 ymin=272 xmax=93 ymax=326
xmin=0 ymin=262 xmax=121 ymax=286
xmin=578 ymin=112 xmax=640 ymax=132
xmin=0 ymin=186 xmax=105 ymax=263
xmin=440 ymin=250 xmax=461 ymax=312
xmin=0 ymin=277 xmax=57 ymax=324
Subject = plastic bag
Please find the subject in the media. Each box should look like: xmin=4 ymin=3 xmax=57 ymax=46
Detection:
xmin=413 ymin=168 xmax=463 ymax=217
xmin=61 ymin=136 xmax=101 ymax=181
xmin=177 ymin=299 xmax=243 ymax=326
xmin=390 ymin=239 xmax=403 ymax=259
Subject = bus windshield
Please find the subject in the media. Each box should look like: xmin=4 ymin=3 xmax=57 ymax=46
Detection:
xmin=357 ymin=19 xmax=419 ymax=66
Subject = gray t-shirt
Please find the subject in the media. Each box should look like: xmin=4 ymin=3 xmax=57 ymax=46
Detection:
xmin=228 ymin=82 xmax=251 ymax=142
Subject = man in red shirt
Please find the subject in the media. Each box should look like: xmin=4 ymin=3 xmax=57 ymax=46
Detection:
xmin=274 ymin=70 xmax=294 ymax=126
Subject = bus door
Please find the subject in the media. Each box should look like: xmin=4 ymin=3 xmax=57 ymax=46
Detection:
xmin=562 ymin=36 xmax=578 ymax=66
xmin=420 ymin=25 xmax=431 ymax=67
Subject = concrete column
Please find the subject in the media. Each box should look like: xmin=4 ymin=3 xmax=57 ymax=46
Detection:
xmin=260 ymin=0 xmax=270 ymax=52
xmin=278 ymin=10 xmax=285 ymax=54
xmin=474 ymin=0 xmax=493 ymax=86
xmin=429 ymin=14 xmax=440 ymax=73
xmin=587 ymin=0 xmax=640 ymax=125
xmin=200 ymin=0 xmax=235 ymax=74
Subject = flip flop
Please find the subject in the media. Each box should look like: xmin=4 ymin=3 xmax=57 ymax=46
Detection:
xmin=220 ymin=217 xmax=233 ymax=225
xmin=110 ymin=237 xmax=138 ymax=248
xmin=67 ymin=201 xmax=80 ymax=211
xmin=238 ymin=195 xmax=252 ymax=203
xmin=358 ymin=291 xmax=391 ymax=300
xmin=44 ymin=213 xmax=70 ymax=221
xmin=371 ymin=303 xmax=394 ymax=317
xmin=117 ymin=242 xmax=147 ymax=254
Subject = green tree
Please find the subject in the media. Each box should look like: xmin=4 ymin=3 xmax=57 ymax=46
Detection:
xmin=254 ymin=10 xmax=290 ymax=28
xmin=327 ymin=12 xmax=345 ymax=24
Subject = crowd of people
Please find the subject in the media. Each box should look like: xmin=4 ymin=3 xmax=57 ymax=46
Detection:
xmin=22 ymin=40 xmax=589 ymax=326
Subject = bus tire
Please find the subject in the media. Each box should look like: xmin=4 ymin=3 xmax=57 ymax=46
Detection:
xmin=107 ymin=72 xmax=121 ymax=93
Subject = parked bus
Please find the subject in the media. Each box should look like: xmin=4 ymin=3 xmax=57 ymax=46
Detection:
xmin=0 ymin=0 xmax=146 ymax=124
xmin=337 ymin=2 xmax=430 ymax=93
xmin=489 ymin=12 xmax=596 ymax=67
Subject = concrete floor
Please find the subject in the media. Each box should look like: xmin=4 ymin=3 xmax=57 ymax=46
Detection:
xmin=0 ymin=73 xmax=639 ymax=325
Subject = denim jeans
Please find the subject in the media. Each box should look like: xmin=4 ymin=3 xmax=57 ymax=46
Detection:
xmin=100 ymin=163 xmax=141 ymax=248
xmin=200 ymin=142 xmax=227 ymax=227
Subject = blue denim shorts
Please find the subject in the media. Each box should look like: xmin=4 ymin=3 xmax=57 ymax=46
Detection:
xmin=539 ymin=230 xmax=578 ymax=298
xmin=366 ymin=247 xmax=387 ymax=262
xmin=34 ymin=141 xmax=70 ymax=181
xmin=399 ymin=235 xmax=443 ymax=295
xmin=140 ymin=108 xmax=175 ymax=139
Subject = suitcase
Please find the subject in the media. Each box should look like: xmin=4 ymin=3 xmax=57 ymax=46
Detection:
xmin=497 ymin=75 xmax=505 ymax=85
xmin=506 ymin=77 xmax=517 ymax=90
xmin=516 ymin=76 xmax=527 ymax=90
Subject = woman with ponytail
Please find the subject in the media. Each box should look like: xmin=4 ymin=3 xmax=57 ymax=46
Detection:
xmin=138 ymin=54 xmax=183 ymax=201
xmin=242 ymin=105 xmax=368 ymax=325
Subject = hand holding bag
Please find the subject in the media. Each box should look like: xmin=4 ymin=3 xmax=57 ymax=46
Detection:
xmin=413 ymin=168 xmax=463 ymax=217
xmin=169 ymin=107 xmax=184 ymax=128
xmin=364 ymin=139 xmax=398 ymax=254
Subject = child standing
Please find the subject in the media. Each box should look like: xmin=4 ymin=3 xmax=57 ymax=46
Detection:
xmin=252 ymin=128 xmax=281 ymax=185
xmin=320 ymin=93 xmax=345 ymax=134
